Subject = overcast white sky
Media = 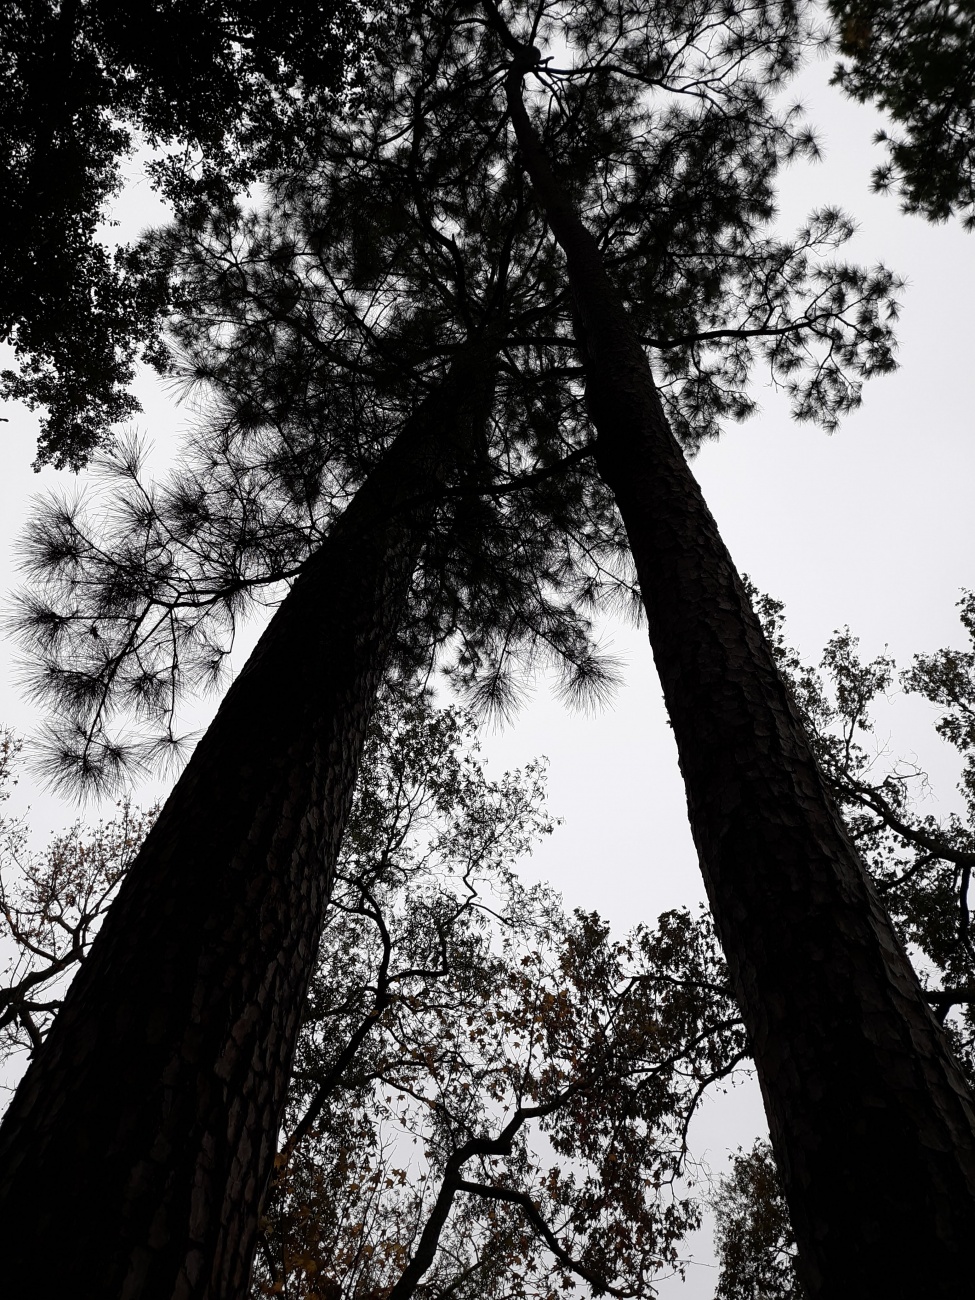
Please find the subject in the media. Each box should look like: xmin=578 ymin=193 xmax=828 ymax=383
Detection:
xmin=1 ymin=38 xmax=973 ymax=1297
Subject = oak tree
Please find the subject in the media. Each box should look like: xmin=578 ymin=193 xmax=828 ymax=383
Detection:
xmin=251 ymin=695 xmax=744 ymax=1300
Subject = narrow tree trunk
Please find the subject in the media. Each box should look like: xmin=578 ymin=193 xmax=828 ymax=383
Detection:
xmin=504 ymin=48 xmax=975 ymax=1297
xmin=0 ymin=346 xmax=495 ymax=1300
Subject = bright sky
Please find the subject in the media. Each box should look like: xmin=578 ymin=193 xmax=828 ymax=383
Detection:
xmin=1 ymin=38 xmax=973 ymax=1299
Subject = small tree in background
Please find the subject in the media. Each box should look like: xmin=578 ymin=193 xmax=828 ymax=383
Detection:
xmin=753 ymin=586 xmax=975 ymax=1069
xmin=713 ymin=1140 xmax=804 ymax=1300
xmin=0 ymin=751 xmax=154 ymax=1060
xmin=254 ymin=697 xmax=746 ymax=1300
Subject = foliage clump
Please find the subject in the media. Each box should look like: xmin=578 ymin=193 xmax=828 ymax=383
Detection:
xmin=831 ymin=0 xmax=975 ymax=226
xmin=0 ymin=0 xmax=374 ymax=467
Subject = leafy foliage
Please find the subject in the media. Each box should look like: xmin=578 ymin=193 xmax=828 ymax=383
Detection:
xmin=0 ymin=0 xmax=373 ymax=467
xmin=712 ymin=1140 xmax=803 ymax=1300
xmin=831 ymin=0 xmax=975 ymax=226
xmin=246 ymin=693 xmax=747 ymax=1299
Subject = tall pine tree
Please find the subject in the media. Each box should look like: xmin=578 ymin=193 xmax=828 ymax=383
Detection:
xmin=484 ymin=0 xmax=975 ymax=1291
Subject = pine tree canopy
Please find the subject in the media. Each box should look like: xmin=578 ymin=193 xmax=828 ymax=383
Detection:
xmin=15 ymin=0 xmax=901 ymax=794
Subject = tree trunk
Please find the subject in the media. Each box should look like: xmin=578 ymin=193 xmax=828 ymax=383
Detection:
xmin=0 ymin=346 xmax=495 ymax=1300
xmin=504 ymin=48 xmax=975 ymax=1298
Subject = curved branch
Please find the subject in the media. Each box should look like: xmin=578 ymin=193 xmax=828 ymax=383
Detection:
xmin=836 ymin=776 xmax=975 ymax=871
xmin=278 ymin=886 xmax=394 ymax=1166
xmin=456 ymin=1179 xmax=639 ymax=1297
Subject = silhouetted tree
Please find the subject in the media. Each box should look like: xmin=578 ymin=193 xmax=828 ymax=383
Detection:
xmin=486 ymin=0 xmax=975 ymax=1291
xmin=0 ymin=1 xmax=923 ymax=1295
xmin=713 ymin=1140 xmax=804 ymax=1300
xmin=0 ymin=17 xmax=609 ymax=1290
xmin=0 ymin=739 xmax=155 ymax=1058
xmin=0 ymin=338 xmax=510 ymax=1297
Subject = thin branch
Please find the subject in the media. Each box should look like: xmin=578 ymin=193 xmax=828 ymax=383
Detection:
xmin=455 ymin=1179 xmax=638 ymax=1298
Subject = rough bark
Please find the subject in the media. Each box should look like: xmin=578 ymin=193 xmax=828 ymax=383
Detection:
xmin=503 ymin=46 xmax=975 ymax=1298
xmin=0 ymin=345 xmax=495 ymax=1300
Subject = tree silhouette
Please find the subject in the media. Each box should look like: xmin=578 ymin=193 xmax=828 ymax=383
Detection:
xmin=486 ymin=0 xmax=975 ymax=1290
xmin=0 ymin=336 xmax=511 ymax=1296
xmin=712 ymin=587 xmax=975 ymax=1295
xmin=0 ymin=0 xmax=952 ymax=1294
xmin=713 ymin=1139 xmax=804 ymax=1300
